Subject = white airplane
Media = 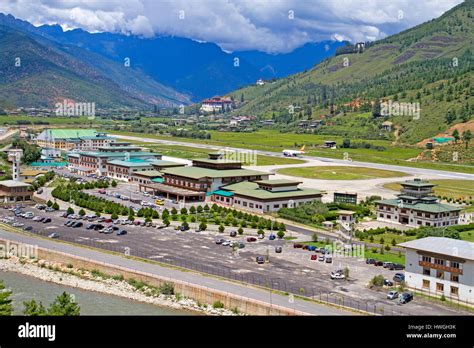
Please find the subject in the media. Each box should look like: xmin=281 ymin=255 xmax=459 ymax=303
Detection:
xmin=282 ymin=145 xmax=305 ymax=157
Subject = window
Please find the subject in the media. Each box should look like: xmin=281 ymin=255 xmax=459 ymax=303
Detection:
xmin=436 ymin=270 xmax=444 ymax=279
xmin=451 ymin=261 xmax=460 ymax=269
xmin=422 ymin=256 xmax=431 ymax=263
xmin=423 ymin=268 xmax=430 ymax=276
xmin=422 ymin=279 xmax=430 ymax=289
xmin=436 ymin=283 xmax=444 ymax=292
xmin=450 ymin=274 xmax=459 ymax=282
xmin=434 ymin=258 xmax=445 ymax=266
xmin=450 ymin=286 xmax=459 ymax=296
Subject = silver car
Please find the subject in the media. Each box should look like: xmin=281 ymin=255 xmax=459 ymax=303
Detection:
xmin=387 ymin=291 xmax=399 ymax=300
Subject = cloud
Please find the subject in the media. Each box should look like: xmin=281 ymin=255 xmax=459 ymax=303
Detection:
xmin=0 ymin=0 xmax=464 ymax=53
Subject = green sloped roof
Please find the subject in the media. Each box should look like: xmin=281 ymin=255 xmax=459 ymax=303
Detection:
xmin=48 ymin=129 xmax=98 ymax=139
xmin=161 ymin=166 xmax=269 ymax=179
xmin=221 ymin=181 xmax=322 ymax=200
xmin=375 ymin=199 xmax=461 ymax=213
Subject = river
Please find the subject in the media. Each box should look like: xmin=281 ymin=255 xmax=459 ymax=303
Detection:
xmin=0 ymin=270 xmax=192 ymax=315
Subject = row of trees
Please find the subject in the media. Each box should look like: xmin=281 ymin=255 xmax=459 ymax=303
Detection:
xmin=451 ymin=129 xmax=472 ymax=149
xmin=0 ymin=280 xmax=80 ymax=316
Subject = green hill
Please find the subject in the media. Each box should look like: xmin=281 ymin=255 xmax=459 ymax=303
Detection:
xmin=229 ymin=0 xmax=473 ymax=144
xmin=0 ymin=25 xmax=191 ymax=108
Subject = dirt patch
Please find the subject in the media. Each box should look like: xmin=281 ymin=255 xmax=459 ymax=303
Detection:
xmin=417 ymin=120 xmax=474 ymax=147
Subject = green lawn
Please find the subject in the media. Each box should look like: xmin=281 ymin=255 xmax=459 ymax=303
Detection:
xmin=277 ymin=166 xmax=407 ymax=180
xmin=110 ymin=129 xmax=474 ymax=174
xmin=130 ymin=141 xmax=305 ymax=166
xmin=384 ymin=180 xmax=474 ymax=201
xmin=459 ymin=231 xmax=474 ymax=242
xmin=300 ymin=241 xmax=406 ymax=264
xmin=361 ymin=232 xmax=417 ymax=245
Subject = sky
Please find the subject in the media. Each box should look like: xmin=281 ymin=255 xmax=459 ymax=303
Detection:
xmin=0 ymin=0 xmax=464 ymax=53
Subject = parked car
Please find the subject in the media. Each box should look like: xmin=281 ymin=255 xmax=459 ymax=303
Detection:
xmin=399 ymin=292 xmax=413 ymax=304
xmin=86 ymin=224 xmax=95 ymax=230
xmin=23 ymin=226 xmax=33 ymax=231
xmin=275 ymin=246 xmax=282 ymax=253
xmin=42 ymin=218 xmax=52 ymax=223
xmin=269 ymin=234 xmax=276 ymax=241
xmin=48 ymin=233 xmax=59 ymax=239
xmin=383 ymin=262 xmax=393 ymax=268
xmin=72 ymin=221 xmax=83 ymax=228
xmin=229 ymin=231 xmax=237 ymax=237
xmin=66 ymin=220 xmax=75 ymax=227
xmin=98 ymin=189 xmax=106 ymax=194
xmin=310 ymin=254 xmax=318 ymax=261
xmin=237 ymin=242 xmax=245 ymax=249
xmin=257 ymin=234 xmax=264 ymax=240
xmin=330 ymin=272 xmax=345 ymax=280
xmin=215 ymin=238 xmax=225 ymax=245
xmin=366 ymin=258 xmax=376 ymax=264
xmin=293 ymin=243 xmax=303 ymax=248
xmin=117 ymin=229 xmax=127 ymax=236
xmin=222 ymin=240 xmax=232 ymax=246
xmin=318 ymin=255 xmax=325 ymax=261
xmin=325 ymin=256 xmax=333 ymax=263
xmin=256 ymin=256 xmax=265 ymax=264
xmin=246 ymin=237 xmax=257 ymax=242
xmin=374 ymin=261 xmax=384 ymax=267
xmin=384 ymin=279 xmax=394 ymax=287
xmin=308 ymin=245 xmax=317 ymax=251
xmin=393 ymin=273 xmax=405 ymax=283
xmin=387 ymin=291 xmax=399 ymax=300
xmin=389 ymin=263 xmax=405 ymax=271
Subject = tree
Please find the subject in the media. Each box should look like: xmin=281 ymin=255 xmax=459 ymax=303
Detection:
xmin=78 ymin=209 xmax=86 ymax=216
xmin=180 ymin=207 xmax=188 ymax=215
xmin=48 ymin=292 xmax=80 ymax=316
xmin=189 ymin=206 xmax=196 ymax=214
xmin=199 ymin=222 xmax=207 ymax=231
xmin=52 ymin=202 xmax=60 ymax=210
xmin=312 ymin=233 xmax=318 ymax=242
xmin=128 ymin=214 xmax=135 ymax=222
xmin=163 ymin=218 xmax=170 ymax=227
xmin=237 ymin=227 xmax=243 ymax=235
xmin=47 ymin=200 xmax=53 ymax=207
xmin=277 ymin=230 xmax=285 ymax=239
xmin=452 ymin=129 xmax=460 ymax=143
xmin=67 ymin=207 xmax=74 ymax=215
xmin=342 ymin=138 xmax=351 ymax=148
xmin=257 ymin=229 xmax=264 ymax=236
xmin=0 ymin=280 xmax=13 ymax=316
xmin=111 ymin=212 xmax=118 ymax=220
xmin=181 ymin=221 xmax=189 ymax=229
xmin=462 ymin=130 xmax=472 ymax=149
xmin=343 ymin=266 xmax=350 ymax=280
xmin=111 ymin=180 xmax=117 ymax=187
xmin=23 ymin=299 xmax=47 ymax=316
xmin=218 ymin=224 xmax=225 ymax=233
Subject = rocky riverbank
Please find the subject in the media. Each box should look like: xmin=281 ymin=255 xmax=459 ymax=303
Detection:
xmin=0 ymin=256 xmax=240 ymax=316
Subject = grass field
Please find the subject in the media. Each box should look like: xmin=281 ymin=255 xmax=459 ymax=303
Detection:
xmin=361 ymin=232 xmax=417 ymax=245
xmin=277 ymin=166 xmax=407 ymax=180
xmin=384 ymin=180 xmax=474 ymax=201
xmin=459 ymin=231 xmax=474 ymax=242
xmin=110 ymin=130 xmax=474 ymax=174
xmin=130 ymin=141 xmax=305 ymax=166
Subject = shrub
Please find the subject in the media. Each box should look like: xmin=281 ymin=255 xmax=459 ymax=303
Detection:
xmin=218 ymin=224 xmax=225 ymax=233
xmin=369 ymin=275 xmax=385 ymax=287
xmin=213 ymin=300 xmax=224 ymax=309
xmin=237 ymin=227 xmax=243 ymax=235
xmin=277 ymin=230 xmax=285 ymax=239
xmin=159 ymin=282 xmax=174 ymax=295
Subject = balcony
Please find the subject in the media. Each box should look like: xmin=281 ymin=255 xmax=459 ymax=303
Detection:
xmin=419 ymin=261 xmax=463 ymax=275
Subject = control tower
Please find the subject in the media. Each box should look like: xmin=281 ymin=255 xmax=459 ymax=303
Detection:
xmin=8 ymin=149 xmax=23 ymax=181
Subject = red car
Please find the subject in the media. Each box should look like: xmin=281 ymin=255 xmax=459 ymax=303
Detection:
xmin=98 ymin=189 xmax=106 ymax=194
xmin=104 ymin=218 xmax=113 ymax=223
xmin=246 ymin=237 xmax=257 ymax=242
xmin=310 ymin=254 xmax=317 ymax=261
xmin=134 ymin=220 xmax=141 ymax=226
xmin=293 ymin=243 xmax=303 ymax=249
xmin=374 ymin=261 xmax=384 ymax=266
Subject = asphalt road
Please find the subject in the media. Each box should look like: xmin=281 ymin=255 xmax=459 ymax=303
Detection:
xmin=2 ymin=207 xmax=467 ymax=316
xmin=0 ymin=226 xmax=348 ymax=316
xmin=114 ymin=134 xmax=474 ymax=180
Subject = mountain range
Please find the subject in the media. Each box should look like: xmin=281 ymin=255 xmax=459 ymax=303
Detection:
xmin=229 ymin=0 xmax=473 ymax=144
xmin=0 ymin=13 xmax=343 ymax=108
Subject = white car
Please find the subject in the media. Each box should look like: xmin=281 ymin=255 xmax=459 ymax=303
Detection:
xmin=330 ymin=272 xmax=345 ymax=280
xmin=387 ymin=291 xmax=399 ymax=300
xmin=222 ymin=240 xmax=232 ymax=246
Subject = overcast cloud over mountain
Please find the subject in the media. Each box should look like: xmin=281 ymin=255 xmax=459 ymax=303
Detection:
xmin=0 ymin=0 xmax=463 ymax=53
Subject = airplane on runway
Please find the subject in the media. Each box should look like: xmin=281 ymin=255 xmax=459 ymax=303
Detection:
xmin=282 ymin=145 xmax=305 ymax=157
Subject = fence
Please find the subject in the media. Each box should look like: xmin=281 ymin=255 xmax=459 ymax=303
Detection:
xmin=17 ymin=228 xmax=427 ymax=316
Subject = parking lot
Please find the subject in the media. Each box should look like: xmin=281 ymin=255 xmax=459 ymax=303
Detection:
xmin=1 ymin=203 xmax=466 ymax=315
